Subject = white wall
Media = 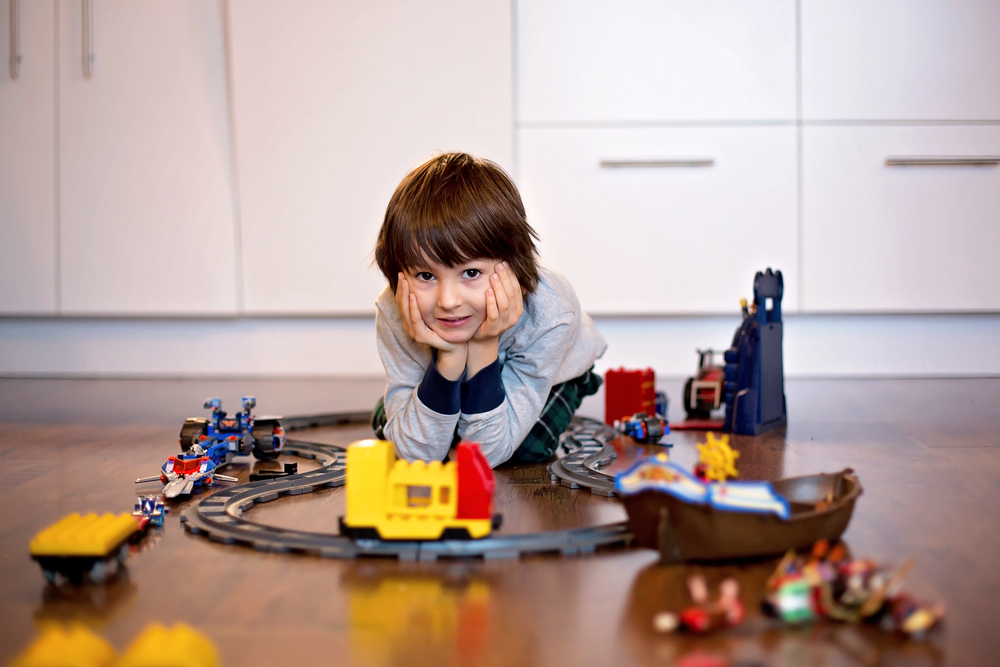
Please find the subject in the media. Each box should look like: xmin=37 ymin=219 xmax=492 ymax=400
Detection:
xmin=2 ymin=314 xmax=998 ymax=379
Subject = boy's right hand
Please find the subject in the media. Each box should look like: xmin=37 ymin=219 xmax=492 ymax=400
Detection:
xmin=396 ymin=275 xmax=467 ymax=380
xmin=395 ymin=274 xmax=460 ymax=352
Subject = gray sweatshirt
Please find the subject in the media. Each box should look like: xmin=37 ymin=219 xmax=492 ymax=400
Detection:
xmin=375 ymin=263 xmax=607 ymax=467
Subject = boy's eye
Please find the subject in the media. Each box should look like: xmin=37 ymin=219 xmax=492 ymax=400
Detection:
xmin=462 ymin=269 xmax=482 ymax=279
xmin=415 ymin=272 xmax=435 ymax=281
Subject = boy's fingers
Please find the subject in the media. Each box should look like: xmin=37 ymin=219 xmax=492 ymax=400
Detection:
xmin=497 ymin=262 xmax=518 ymax=303
xmin=491 ymin=273 xmax=510 ymax=319
xmin=485 ymin=288 xmax=499 ymax=331
xmin=501 ymin=262 xmax=524 ymax=315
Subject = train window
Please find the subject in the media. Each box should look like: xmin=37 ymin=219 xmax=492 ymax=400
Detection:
xmin=439 ymin=487 xmax=450 ymax=505
xmin=406 ymin=485 xmax=432 ymax=508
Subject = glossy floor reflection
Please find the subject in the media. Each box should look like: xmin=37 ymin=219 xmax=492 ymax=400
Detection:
xmin=1 ymin=378 xmax=998 ymax=666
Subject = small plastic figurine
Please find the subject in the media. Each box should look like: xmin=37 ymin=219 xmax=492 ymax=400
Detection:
xmin=133 ymin=495 xmax=169 ymax=527
xmin=614 ymin=412 xmax=671 ymax=445
xmin=763 ymin=540 xmax=944 ymax=640
xmin=652 ymin=575 xmax=744 ymax=634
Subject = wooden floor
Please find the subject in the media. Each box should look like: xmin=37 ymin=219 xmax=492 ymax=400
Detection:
xmin=1 ymin=377 xmax=998 ymax=667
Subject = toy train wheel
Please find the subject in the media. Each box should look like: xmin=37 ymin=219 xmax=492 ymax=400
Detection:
xmin=440 ymin=528 xmax=473 ymax=540
xmin=683 ymin=378 xmax=711 ymax=420
xmin=178 ymin=418 xmax=209 ymax=452
xmin=252 ymin=419 xmax=282 ymax=461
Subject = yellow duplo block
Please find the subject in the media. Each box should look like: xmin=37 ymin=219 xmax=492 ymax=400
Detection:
xmin=345 ymin=440 xmax=396 ymax=528
xmin=115 ymin=623 xmax=219 ymax=667
xmin=11 ymin=624 xmax=116 ymax=667
xmin=30 ymin=514 xmax=139 ymax=557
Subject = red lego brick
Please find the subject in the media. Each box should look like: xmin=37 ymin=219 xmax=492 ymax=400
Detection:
xmin=604 ymin=367 xmax=657 ymax=425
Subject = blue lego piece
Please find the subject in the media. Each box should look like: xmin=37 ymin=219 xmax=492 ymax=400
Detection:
xmin=722 ymin=268 xmax=787 ymax=435
xmin=655 ymin=391 xmax=668 ymax=420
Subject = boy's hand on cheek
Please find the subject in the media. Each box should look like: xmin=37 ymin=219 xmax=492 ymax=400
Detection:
xmin=396 ymin=273 xmax=460 ymax=352
xmin=396 ymin=274 xmax=467 ymax=380
xmin=473 ymin=262 xmax=524 ymax=342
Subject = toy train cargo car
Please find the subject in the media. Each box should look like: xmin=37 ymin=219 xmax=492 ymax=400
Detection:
xmin=30 ymin=513 xmax=141 ymax=584
xmin=339 ymin=440 xmax=501 ymax=541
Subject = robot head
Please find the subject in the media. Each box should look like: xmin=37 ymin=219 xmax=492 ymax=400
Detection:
xmin=204 ymin=397 xmax=222 ymax=410
xmin=242 ymin=396 xmax=257 ymax=411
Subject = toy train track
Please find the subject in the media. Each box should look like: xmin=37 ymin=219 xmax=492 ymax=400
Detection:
xmin=548 ymin=418 xmax=618 ymax=497
xmin=181 ymin=433 xmax=631 ymax=560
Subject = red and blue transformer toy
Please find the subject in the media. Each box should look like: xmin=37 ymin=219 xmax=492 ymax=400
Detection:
xmin=137 ymin=397 xmax=285 ymax=497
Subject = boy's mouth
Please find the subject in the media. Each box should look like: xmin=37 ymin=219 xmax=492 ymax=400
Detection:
xmin=437 ymin=316 xmax=472 ymax=328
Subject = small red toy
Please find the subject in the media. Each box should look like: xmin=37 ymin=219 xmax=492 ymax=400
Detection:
xmin=653 ymin=575 xmax=744 ymax=634
xmin=683 ymin=350 xmax=726 ymax=420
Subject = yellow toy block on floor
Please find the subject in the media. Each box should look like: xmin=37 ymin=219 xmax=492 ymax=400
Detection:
xmin=10 ymin=624 xmax=116 ymax=667
xmin=30 ymin=514 xmax=139 ymax=557
xmin=115 ymin=623 xmax=219 ymax=667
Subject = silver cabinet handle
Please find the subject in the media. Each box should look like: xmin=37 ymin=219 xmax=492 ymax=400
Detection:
xmin=82 ymin=0 xmax=93 ymax=78
xmin=9 ymin=0 xmax=20 ymax=80
xmin=600 ymin=159 xmax=714 ymax=168
xmin=885 ymin=156 xmax=1000 ymax=167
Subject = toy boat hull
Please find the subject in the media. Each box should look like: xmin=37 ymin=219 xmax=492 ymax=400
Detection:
xmin=621 ymin=469 xmax=861 ymax=563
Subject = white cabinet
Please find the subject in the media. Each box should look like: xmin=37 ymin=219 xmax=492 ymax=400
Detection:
xmin=517 ymin=0 xmax=797 ymax=123
xmin=802 ymin=0 xmax=1000 ymax=121
xmin=228 ymin=0 xmax=514 ymax=314
xmin=57 ymin=0 xmax=238 ymax=314
xmin=519 ymin=127 xmax=798 ymax=314
xmin=0 ymin=0 xmax=56 ymax=313
xmin=802 ymin=126 xmax=1000 ymax=311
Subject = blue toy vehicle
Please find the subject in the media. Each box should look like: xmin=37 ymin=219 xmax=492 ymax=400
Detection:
xmin=178 ymin=397 xmax=285 ymax=462
xmin=137 ymin=397 xmax=286 ymax=497
xmin=616 ymin=412 xmax=671 ymax=445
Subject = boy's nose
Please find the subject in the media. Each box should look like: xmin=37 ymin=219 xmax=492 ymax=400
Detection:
xmin=437 ymin=282 xmax=462 ymax=310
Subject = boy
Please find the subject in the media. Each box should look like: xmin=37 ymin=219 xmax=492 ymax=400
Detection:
xmin=372 ymin=152 xmax=606 ymax=467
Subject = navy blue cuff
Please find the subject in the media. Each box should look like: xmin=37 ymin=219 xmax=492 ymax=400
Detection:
xmin=417 ymin=357 xmax=462 ymax=415
xmin=461 ymin=358 xmax=506 ymax=414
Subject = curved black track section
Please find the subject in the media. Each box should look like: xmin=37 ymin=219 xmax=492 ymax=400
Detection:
xmin=548 ymin=417 xmax=618 ymax=496
xmin=182 ymin=432 xmax=631 ymax=560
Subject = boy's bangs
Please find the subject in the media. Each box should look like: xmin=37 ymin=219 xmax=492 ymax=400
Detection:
xmin=401 ymin=216 xmax=495 ymax=271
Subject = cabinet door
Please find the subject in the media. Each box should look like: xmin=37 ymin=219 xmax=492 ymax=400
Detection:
xmin=802 ymin=0 xmax=1000 ymax=120
xmin=0 ymin=0 xmax=56 ymax=313
xmin=58 ymin=0 xmax=238 ymax=314
xmin=802 ymin=126 xmax=1000 ymax=311
xmin=518 ymin=0 xmax=797 ymax=123
xmin=228 ymin=1 xmax=513 ymax=314
xmin=518 ymin=127 xmax=798 ymax=314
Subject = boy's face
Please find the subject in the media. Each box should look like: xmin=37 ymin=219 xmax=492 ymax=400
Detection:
xmin=403 ymin=256 xmax=502 ymax=345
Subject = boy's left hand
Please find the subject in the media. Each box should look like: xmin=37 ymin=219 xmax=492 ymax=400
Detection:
xmin=474 ymin=262 xmax=524 ymax=341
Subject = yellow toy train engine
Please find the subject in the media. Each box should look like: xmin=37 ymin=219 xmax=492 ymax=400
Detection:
xmin=339 ymin=440 xmax=501 ymax=540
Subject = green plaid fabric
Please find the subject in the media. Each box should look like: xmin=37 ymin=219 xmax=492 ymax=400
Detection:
xmin=371 ymin=367 xmax=602 ymax=463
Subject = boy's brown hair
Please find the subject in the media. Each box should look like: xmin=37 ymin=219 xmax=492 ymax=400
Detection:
xmin=374 ymin=152 xmax=540 ymax=294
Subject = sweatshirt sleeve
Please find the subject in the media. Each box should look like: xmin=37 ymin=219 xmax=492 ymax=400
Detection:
xmin=457 ymin=311 xmax=577 ymax=467
xmin=376 ymin=303 xmax=462 ymax=463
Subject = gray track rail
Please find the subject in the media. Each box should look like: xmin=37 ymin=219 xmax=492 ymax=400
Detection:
xmin=181 ymin=434 xmax=631 ymax=560
xmin=548 ymin=418 xmax=619 ymax=496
